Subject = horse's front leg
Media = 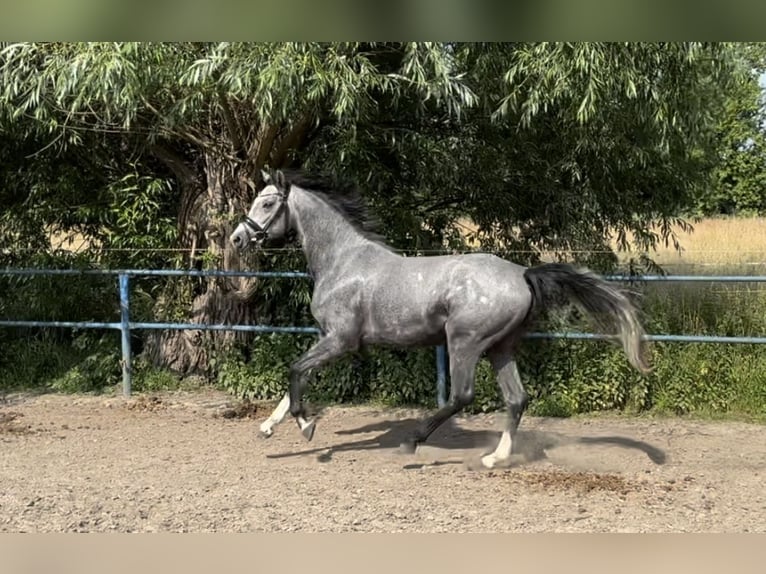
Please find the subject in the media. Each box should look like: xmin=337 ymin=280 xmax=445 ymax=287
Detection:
xmin=259 ymin=392 xmax=290 ymax=438
xmin=288 ymin=333 xmax=354 ymax=441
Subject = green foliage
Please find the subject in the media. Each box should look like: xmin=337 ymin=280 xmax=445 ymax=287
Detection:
xmin=452 ymin=42 xmax=739 ymax=265
xmin=214 ymin=334 xmax=313 ymax=401
xmin=0 ymin=42 xmax=745 ymax=264
xmin=695 ymin=44 xmax=766 ymax=216
xmin=98 ymin=172 xmax=179 ymax=268
xmin=0 ymin=336 xmax=80 ymax=393
xmin=213 ymin=333 xmax=439 ymax=408
xmin=0 ymin=332 xmax=120 ymax=394
xmin=247 ymin=250 xmax=314 ymax=326
xmin=469 ymin=359 xmax=504 ymax=414
xmin=363 ymin=347 xmax=438 ymax=408
xmin=130 ymin=357 xmax=191 ymax=393
xmin=0 ymin=252 xmax=123 ymax=393
xmin=308 ymin=353 xmax=371 ymax=404
xmin=49 ymin=345 xmax=121 ymax=393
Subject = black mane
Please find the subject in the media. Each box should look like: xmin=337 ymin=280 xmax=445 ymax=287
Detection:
xmin=267 ymin=168 xmax=393 ymax=250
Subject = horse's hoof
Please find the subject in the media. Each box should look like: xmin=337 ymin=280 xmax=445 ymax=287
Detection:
xmin=259 ymin=424 xmax=274 ymax=438
xmin=479 ymin=453 xmax=512 ymax=470
xmin=481 ymin=454 xmax=498 ymax=469
xmin=300 ymin=419 xmax=316 ymax=442
xmin=398 ymin=440 xmax=418 ymax=455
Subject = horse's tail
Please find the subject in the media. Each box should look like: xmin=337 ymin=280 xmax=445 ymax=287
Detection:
xmin=522 ymin=263 xmax=651 ymax=373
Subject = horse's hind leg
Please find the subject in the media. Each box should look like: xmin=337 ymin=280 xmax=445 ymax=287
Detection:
xmin=400 ymin=338 xmax=481 ymax=453
xmin=481 ymin=335 xmax=528 ymax=469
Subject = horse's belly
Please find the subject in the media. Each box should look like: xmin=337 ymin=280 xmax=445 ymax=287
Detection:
xmin=362 ymin=328 xmax=446 ymax=348
xmin=361 ymin=308 xmax=446 ymax=348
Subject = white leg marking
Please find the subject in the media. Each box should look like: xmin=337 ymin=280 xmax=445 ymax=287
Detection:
xmin=260 ymin=393 xmax=290 ymax=436
xmin=481 ymin=430 xmax=513 ymax=469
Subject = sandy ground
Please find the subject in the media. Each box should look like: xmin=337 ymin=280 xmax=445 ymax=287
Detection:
xmin=1 ymin=389 xmax=764 ymax=532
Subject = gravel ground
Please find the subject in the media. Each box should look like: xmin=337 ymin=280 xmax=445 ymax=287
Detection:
xmin=1 ymin=389 xmax=764 ymax=532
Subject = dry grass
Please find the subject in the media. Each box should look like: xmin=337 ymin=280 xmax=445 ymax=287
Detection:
xmin=48 ymin=229 xmax=96 ymax=253
xmin=613 ymin=217 xmax=766 ymax=273
xmin=457 ymin=216 xmax=766 ymax=272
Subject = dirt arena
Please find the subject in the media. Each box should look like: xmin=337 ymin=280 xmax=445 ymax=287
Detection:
xmin=1 ymin=389 xmax=764 ymax=532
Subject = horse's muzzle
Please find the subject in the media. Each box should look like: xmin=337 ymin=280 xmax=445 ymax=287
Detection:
xmin=230 ymin=227 xmax=258 ymax=251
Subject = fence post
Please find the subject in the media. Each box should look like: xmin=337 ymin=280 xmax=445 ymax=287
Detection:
xmin=119 ymin=273 xmax=132 ymax=397
xmin=436 ymin=345 xmax=448 ymax=407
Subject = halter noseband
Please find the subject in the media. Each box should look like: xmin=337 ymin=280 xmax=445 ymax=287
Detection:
xmin=241 ymin=189 xmax=288 ymax=243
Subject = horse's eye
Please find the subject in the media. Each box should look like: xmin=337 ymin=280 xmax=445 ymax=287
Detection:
xmin=263 ymin=200 xmax=275 ymax=209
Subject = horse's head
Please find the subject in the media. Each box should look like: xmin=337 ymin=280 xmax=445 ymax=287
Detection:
xmin=230 ymin=169 xmax=292 ymax=251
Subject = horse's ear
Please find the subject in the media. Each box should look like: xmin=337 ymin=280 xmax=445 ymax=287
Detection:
xmin=260 ymin=169 xmax=271 ymax=184
xmin=275 ymin=170 xmax=287 ymax=190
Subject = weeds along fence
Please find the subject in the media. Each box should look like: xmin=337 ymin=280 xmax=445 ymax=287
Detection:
xmin=3 ymin=267 xmax=766 ymax=406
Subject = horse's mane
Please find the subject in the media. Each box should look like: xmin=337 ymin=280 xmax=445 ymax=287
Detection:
xmin=267 ymin=168 xmax=394 ymax=251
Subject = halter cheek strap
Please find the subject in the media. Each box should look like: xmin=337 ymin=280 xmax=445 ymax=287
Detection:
xmin=241 ymin=191 xmax=288 ymax=242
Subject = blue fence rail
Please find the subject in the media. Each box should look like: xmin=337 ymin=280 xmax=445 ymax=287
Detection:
xmin=3 ymin=268 xmax=766 ymax=406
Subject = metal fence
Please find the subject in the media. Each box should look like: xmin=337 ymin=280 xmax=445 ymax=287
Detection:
xmin=3 ymin=267 xmax=766 ymax=407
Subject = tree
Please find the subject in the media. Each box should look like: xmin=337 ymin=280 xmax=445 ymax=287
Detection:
xmin=696 ymin=42 xmax=766 ymax=216
xmin=304 ymin=42 xmax=742 ymax=271
xmin=0 ymin=42 xmax=475 ymax=373
xmin=445 ymin=42 xmax=740 ymax=269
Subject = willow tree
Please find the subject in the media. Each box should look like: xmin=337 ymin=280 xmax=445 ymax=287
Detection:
xmin=303 ymin=42 xmax=742 ymax=271
xmin=0 ymin=42 xmax=475 ymax=373
xmin=0 ymin=42 xmax=741 ymax=376
xmin=445 ymin=42 xmax=742 ymax=271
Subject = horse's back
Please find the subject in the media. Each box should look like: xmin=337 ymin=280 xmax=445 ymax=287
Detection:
xmin=354 ymin=251 xmax=531 ymax=345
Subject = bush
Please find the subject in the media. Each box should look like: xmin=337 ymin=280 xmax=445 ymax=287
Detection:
xmin=213 ymin=334 xmax=441 ymax=408
xmin=214 ymin=334 xmax=313 ymax=401
xmin=0 ymin=331 xmax=121 ymax=394
xmin=130 ymin=358 xmax=186 ymax=393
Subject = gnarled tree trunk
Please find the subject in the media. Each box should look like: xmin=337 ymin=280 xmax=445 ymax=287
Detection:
xmin=142 ymin=103 xmax=317 ymax=376
xmin=143 ymin=149 xmax=263 ymax=375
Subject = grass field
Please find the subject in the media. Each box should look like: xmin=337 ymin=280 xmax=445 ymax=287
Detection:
xmin=456 ymin=216 xmax=766 ymax=273
xmin=613 ymin=216 xmax=766 ymax=273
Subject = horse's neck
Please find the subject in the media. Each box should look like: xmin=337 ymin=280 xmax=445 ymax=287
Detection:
xmin=290 ymin=188 xmax=373 ymax=279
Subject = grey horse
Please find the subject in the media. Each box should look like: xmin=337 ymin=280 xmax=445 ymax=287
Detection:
xmin=229 ymin=169 xmax=650 ymax=469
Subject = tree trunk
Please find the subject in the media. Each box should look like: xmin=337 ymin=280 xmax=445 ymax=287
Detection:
xmin=143 ymin=109 xmax=315 ymax=376
xmin=143 ymin=150 xmax=262 ymax=375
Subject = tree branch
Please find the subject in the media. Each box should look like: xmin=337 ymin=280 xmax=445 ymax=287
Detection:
xmin=271 ymin=114 xmax=314 ymax=168
xmin=140 ymin=97 xmax=215 ymax=152
xmin=150 ymin=142 xmax=205 ymax=244
xmin=420 ymin=196 xmax=466 ymax=214
xmin=252 ymin=123 xmax=280 ymax=171
xmin=150 ymin=142 xmax=199 ymax=188
xmin=216 ymin=86 xmax=246 ymax=160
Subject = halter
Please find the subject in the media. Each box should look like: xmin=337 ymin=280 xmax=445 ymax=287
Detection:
xmin=241 ymin=189 xmax=288 ymax=243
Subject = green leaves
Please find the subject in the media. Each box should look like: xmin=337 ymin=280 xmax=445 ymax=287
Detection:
xmin=2 ymin=41 xmax=740 ymax=266
xmin=694 ymin=44 xmax=766 ymax=216
xmin=99 ymin=172 xmax=178 ymax=268
xmin=445 ymin=42 xmax=742 ymax=267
